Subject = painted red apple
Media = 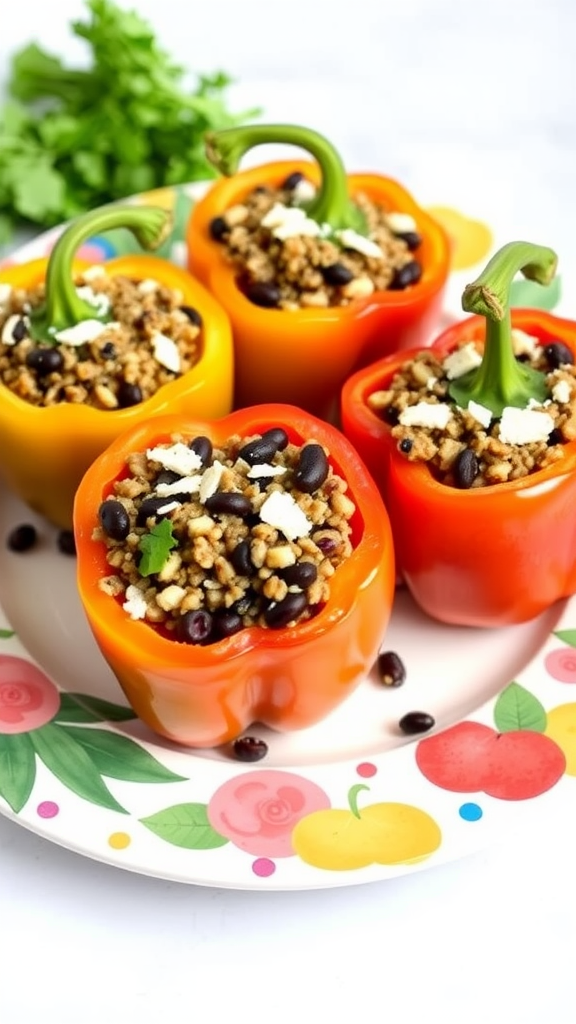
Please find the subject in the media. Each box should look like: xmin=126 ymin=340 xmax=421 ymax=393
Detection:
xmin=416 ymin=721 xmax=566 ymax=801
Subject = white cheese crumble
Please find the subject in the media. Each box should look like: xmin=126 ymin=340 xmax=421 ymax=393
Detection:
xmin=261 ymin=202 xmax=321 ymax=240
xmin=146 ymin=442 xmax=202 ymax=476
xmin=336 ymin=228 xmax=383 ymax=259
xmin=292 ymin=178 xmax=317 ymax=203
xmin=385 ymin=212 xmax=417 ymax=235
xmin=137 ymin=278 xmax=159 ymax=295
xmin=259 ymin=490 xmax=312 ymax=541
xmin=552 ymin=379 xmax=571 ymax=404
xmin=442 ymin=343 xmax=483 ymax=380
xmin=76 ymin=285 xmax=111 ymax=316
xmin=122 ymin=584 xmax=148 ymax=620
xmin=511 ymin=328 xmax=539 ymax=358
xmin=156 ymin=500 xmax=182 ymax=515
xmin=54 ymin=319 xmax=119 ymax=345
xmin=82 ymin=265 xmax=107 ymax=282
xmin=199 ymin=460 xmax=225 ymax=502
xmin=399 ymin=401 xmax=453 ymax=429
xmin=247 ymin=463 xmax=287 ymax=479
xmin=155 ymin=475 xmax=201 ymax=497
xmin=1 ymin=313 xmax=28 ymax=345
xmin=467 ymin=400 xmax=493 ymax=428
xmin=151 ymin=331 xmax=181 ymax=373
xmin=0 ymin=283 xmax=13 ymax=310
xmin=498 ymin=406 xmax=555 ymax=445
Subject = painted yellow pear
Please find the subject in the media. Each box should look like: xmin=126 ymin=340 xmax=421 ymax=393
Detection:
xmin=544 ymin=703 xmax=576 ymax=775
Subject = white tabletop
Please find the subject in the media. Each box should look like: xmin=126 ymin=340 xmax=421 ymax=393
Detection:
xmin=1 ymin=3 xmax=575 ymax=1022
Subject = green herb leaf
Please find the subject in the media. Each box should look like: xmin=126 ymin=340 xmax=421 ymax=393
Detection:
xmin=62 ymin=726 xmax=187 ymax=784
xmin=0 ymin=733 xmax=36 ymax=813
xmin=140 ymin=803 xmax=229 ymax=850
xmin=138 ymin=518 xmax=177 ymax=577
xmin=493 ymin=682 xmax=547 ymax=733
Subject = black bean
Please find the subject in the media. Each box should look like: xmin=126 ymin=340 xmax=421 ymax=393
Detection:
xmin=189 ymin=435 xmax=213 ymax=465
xmin=213 ymin=608 xmax=244 ymax=639
xmin=57 ymin=530 xmax=76 ymax=556
xmin=155 ymin=469 xmax=180 ymax=487
xmin=232 ymin=736 xmax=268 ymax=762
xmin=238 ymin=428 xmax=289 ymax=466
xmin=98 ymin=499 xmax=130 ymax=541
xmin=177 ymin=609 xmax=213 ymax=644
xmin=544 ymin=341 xmax=574 ymax=368
xmin=11 ymin=318 xmax=28 ymax=342
xmin=244 ymin=281 xmax=281 ymax=308
xmin=230 ymin=539 xmax=253 ymax=576
xmin=26 ymin=347 xmax=64 ymax=376
xmin=321 ymin=262 xmax=354 ymax=286
xmin=397 ymin=231 xmax=422 ymax=251
xmin=7 ymin=523 xmax=37 ymax=552
xmin=399 ymin=711 xmax=435 ymax=735
xmin=282 ymin=171 xmax=304 ymax=191
xmin=453 ymin=448 xmax=479 ymax=489
xmin=399 ymin=438 xmax=413 ymax=454
xmin=100 ymin=341 xmax=116 ymax=360
xmin=117 ymin=381 xmax=143 ymax=407
xmin=232 ymin=592 xmax=256 ymax=617
xmin=280 ymin=561 xmax=318 ymax=588
xmin=389 ymin=260 xmax=423 ymax=290
xmin=209 ymin=216 xmax=229 ymax=242
xmin=180 ymin=305 xmax=203 ymax=327
xmin=313 ymin=532 xmax=338 ymax=556
xmin=264 ymin=591 xmax=308 ymax=629
xmin=377 ymin=650 xmax=406 ymax=687
xmin=294 ymin=443 xmax=329 ymax=493
xmin=136 ymin=496 xmax=175 ymax=526
xmin=548 ymin=427 xmax=564 ymax=446
xmin=204 ymin=492 xmax=252 ymax=517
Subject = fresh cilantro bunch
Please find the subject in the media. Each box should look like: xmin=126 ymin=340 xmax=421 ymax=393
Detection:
xmin=0 ymin=0 xmax=259 ymax=245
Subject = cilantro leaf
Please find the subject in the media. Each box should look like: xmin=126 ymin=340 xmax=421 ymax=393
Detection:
xmin=138 ymin=518 xmax=178 ymax=577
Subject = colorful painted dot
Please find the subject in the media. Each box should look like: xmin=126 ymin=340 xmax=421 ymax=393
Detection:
xmin=108 ymin=831 xmax=131 ymax=850
xmin=252 ymin=857 xmax=276 ymax=878
xmin=37 ymin=801 xmax=59 ymax=819
xmin=356 ymin=762 xmax=378 ymax=778
xmin=459 ymin=802 xmax=483 ymax=822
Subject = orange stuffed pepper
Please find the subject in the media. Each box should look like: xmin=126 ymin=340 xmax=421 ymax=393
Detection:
xmin=0 ymin=203 xmax=233 ymax=528
xmin=187 ymin=123 xmax=449 ymax=419
xmin=73 ymin=404 xmax=395 ymax=748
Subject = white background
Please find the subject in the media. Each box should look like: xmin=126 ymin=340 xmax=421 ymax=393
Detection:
xmin=1 ymin=2 xmax=576 ymax=1023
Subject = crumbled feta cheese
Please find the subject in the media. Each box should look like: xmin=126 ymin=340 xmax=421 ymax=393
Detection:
xmin=1 ymin=313 xmax=28 ymax=345
xmin=336 ymin=229 xmax=383 ymax=259
xmin=146 ymin=442 xmax=202 ymax=475
xmin=82 ymin=265 xmax=107 ymax=282
xmin=511 ymin=328 xmax=539 ymax=358
xmin=385 ymin=212 xmax=418 ymax=235
xmin=155 ymin=475 xmax=201 ymax=497
xmin=247 ymin=463 xmax=287 ymax=479
xmin=122 ymin=584 xmax=148 ymax=620
xmin=259 ymin=490 xmax=312 ymax=541
xmin=0 ymin=283 xmax=12 ymax=310
xmin=398 ymin=402 xmax=453 ymax=429
xmin=467 ymin=400 xmax=493 ymax=428
xmin=199 ymin=460 xmax=225 ymax=502
xmin=151 ymin=331 xmax=181 ymax=373
xmin=137 ymin=278 xmax=159 ymax=295
xmin=552 ymin=379 xmax=571 ymax=405
xmin=426 ymin=376 xmax=438 ymax=390
xmin=156 ymin=500 xmax=182 ymax=515
xmin=442 ymin=343 xmax=483 ymax=380
xmin=499 ymin=406 xmax=555 ymax=445
xmin=292 ymin=178 xmax=317 ymax=203
xmin=261 ymin=202 xmax=321 ymax=240
xmin=55 ymin=319 xmax=119 ymax=345
xmin=76 ymin=285 xmax=111 ymax=316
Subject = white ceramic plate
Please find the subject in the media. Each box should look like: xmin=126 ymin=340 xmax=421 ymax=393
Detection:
xmin=1 ymin=183 xmax=575 ymax=890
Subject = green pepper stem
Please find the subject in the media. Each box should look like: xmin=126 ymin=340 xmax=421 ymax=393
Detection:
xmin=205 ymin=123 xmax=366 ymax=233
xmin=448 ymin=241 xmax=557 ymax=417
xmin=30 ymin=204 xmax=171 ymax=343
xmin=347 ymin=783 xmax=370 ymax=819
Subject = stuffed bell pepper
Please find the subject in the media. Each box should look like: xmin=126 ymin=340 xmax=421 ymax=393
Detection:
xmin=73 ymin=404 xmax=395 ymax=748
xmin=186 ymin=123 xmax=450 ymax=419
xmin=0 ymin=203 xmax=234 ymax=528
xmin=341 ymin=240 xmax=576 ymax=627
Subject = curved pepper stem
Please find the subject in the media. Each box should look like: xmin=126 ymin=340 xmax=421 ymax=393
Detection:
xmin=448 ymin=241 xmax=557 ymax=417
xmin=205 ymin=123 xmax=367 ymax=234
xmin=30 ymin=204 xmax=171 ymax=344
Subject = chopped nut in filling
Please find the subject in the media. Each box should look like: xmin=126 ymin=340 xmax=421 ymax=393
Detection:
xmin=0 ymin=271 xmax=202 ymax=409
xmin=208 ymin=172 xmax=423 ymax=310
xmin=94 ymin=427 xmax=357 ymax=642
xmin=367 ymin=333 xmax=576 ymax=487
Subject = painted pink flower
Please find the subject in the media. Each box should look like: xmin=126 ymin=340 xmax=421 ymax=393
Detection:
xmin=208 ymin=769 xmax=331 ymax=857
xmin=545 ymin=647 xmax=576 ymax=684
xmin=0 ymin=656 xmax=60 ymax=734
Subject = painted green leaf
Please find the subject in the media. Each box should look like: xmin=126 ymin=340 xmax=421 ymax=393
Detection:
xmin=30 ymin=723 xmax=127 ymax=814
xmin=63 ymin=726 xmax=187 ymax=784
xmin=493 ymin=682 xmax=547 ymax=733
xmin=0 ymin=628 xmax=15 ymax=639
xmin=554 ymin=630 xmax=576 ymax=648
xmin=510 ymin=275 xmax=561 ymax=311
xmin=0 ymin=733 xmax=36 ymax=812
xmin=64 ymin=692 xmax=137 ymax=722
xmin=53 ymin=694 xmax=108 ymax=724
xmin=140 ymin=803 xmax=229 ymax=850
